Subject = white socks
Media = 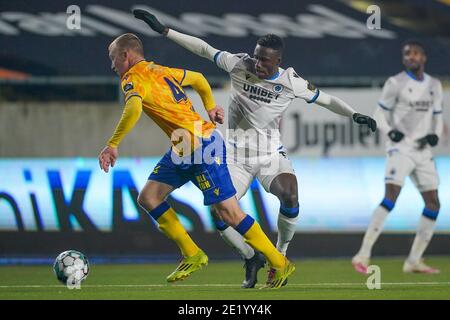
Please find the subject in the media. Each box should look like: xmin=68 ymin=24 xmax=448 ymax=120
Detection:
xmin=218 ymin=227 xmax=255 ymax=260
xmin=358 ymin=201 xmax=439 ymax=264
xmin=358 ymin=205 xmax=390 ymax=258
xmin=216 ymin=204 xmax=300 ymax=259
xmin=407 ymin=214 xmax=437 ymax=264
xmin=276 ymin=213 xmax=299 ymax=256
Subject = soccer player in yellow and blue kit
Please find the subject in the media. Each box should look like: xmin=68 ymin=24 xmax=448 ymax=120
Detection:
xmin=98 ymin=33 xmax=295 ymax=288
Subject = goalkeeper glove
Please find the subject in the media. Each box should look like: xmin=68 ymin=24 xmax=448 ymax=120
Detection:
xmin=388 ymin=130 xmax=404 ymax=142
xmin=352 ymin=113 xmax=377 ymax=132
xmin=416 ymin=134 xmax=439 ymax=150
xmin=133 ymin=9 xmax=168 ymax=35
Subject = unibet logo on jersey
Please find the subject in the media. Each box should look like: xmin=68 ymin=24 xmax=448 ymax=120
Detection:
xmin=214 ymin=51 xmax=319 ymax=154
xmin=243 ymin=83 xmax=281 ymax=104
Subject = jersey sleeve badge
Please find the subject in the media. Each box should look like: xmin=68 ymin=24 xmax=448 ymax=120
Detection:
xmin=123 ymin=82 xmax=134 ymax=92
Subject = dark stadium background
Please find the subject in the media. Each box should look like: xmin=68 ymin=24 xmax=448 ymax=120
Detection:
xmin=1 ymin=0 xmax=449 ymax=264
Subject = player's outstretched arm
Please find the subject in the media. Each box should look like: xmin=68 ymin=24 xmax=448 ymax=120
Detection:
xmin=133 ymin=9 xmax=168 ymax=35
xmin=99 ymin=96 xmax=143 ymax=172
xmin=314 ymin=91 xmax=377 ymax=132
xmin=133 ymin=9 xmax=220 ymax=62
xmin=181 ymin=70 xmax=216 ymax=110
xmin=181 ymin=70 xmax=224 ymax=124
xmin=373 ymin=107 xmax=405 ymax=142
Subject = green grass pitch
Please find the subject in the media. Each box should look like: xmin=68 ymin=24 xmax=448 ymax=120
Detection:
xmin=1 ymin=257 xmax=449 ymax=300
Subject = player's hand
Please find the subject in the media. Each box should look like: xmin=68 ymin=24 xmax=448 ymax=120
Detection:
xmin=388 ymin=129 xmax=404 ymax=142
xmin=98 ymin=146 xmax=118 ymax=173
xmin=352 ymin=113 xmax=377 ymax=132
xmin=416 ymin=134 xmax=439 ymax=150
xmin=207 ymin=106 xmax=225 ymax=125
xmin=133 ymin=9 xmax=168 ymax=35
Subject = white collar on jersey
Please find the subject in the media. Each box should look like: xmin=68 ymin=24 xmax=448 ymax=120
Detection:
xmin=266 ymin=69 xmax=281 ymax=81
xmin=405 ymin=70 xmax=427 ymax=82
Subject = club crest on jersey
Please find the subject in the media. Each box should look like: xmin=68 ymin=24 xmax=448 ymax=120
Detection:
xmin=123 ymin=82 xmax=134 ymax=92
xmin=273 ymin=84 xmax=283 ymax=93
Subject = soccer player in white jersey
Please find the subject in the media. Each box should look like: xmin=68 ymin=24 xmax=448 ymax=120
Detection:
xmin=133 ymin=9 xmax=377 ymax=287
xmin=352 ymin=40 xmax=444 ymax=274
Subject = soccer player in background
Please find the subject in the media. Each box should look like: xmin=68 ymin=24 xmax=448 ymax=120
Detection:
xmin=133 ymin=10 xmax=377 ymax=288
xmin=98 ymin=33 xmax=295 ymax=288
xmin=352 ymin=40 xmax=444 ymax=274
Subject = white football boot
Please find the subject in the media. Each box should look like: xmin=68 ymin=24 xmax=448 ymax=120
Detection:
xmin=351 ymin=254 xmax=370 ymax=274
xmin=403 ymin=259 xmax=440 ymax=274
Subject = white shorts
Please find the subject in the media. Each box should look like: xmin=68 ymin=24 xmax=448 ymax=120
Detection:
xmin=227 ymin=149 xmax=296 ymax=200
xmin=384 ymin=149 xmax=439 ymax=192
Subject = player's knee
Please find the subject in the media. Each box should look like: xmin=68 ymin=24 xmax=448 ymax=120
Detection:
xmin=277 ymin=191 xmax=298 ymax=209
xmin=380 ymin=197 xmax=396 ymax=212
xmin=384 ymin=184 xmax=401 ymax=202
xmin=212 ymin=199 xmax=245 ymax=227
xmin=137 ymin=193 xmax=151 ymax=210
xmin=216 ymin=211 xmax=240 ymax=227
xmin=214 ymin=207 xmax=242 ymax=227
xmin=137 ymin=192 xmax=162 ymax=211
xmin=425 ymin=199 xmax=440 ymax=213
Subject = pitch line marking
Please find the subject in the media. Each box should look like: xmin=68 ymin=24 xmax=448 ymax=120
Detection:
xmin=0 ymin=282 xmax=449 ymax=289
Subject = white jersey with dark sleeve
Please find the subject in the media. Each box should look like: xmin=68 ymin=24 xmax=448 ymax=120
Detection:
xmin=214 ymin=51 xmax=319 ymax=153
xmin=375 ymin=71 xmax=443 ymax=152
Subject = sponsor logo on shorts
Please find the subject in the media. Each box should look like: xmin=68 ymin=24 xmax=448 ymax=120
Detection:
xmin=195 ymin=171 xmax=215 ymax=191
xmin=152 ymin=165 xmax=161 ymax=174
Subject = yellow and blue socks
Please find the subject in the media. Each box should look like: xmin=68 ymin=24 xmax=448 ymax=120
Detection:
xmin=277 ymin=203 xmax=299 ymax=256
xmin=358 ymin=198 xmax=395 ymax=257
xmin=148 ymin=201 xmax=200 ymax=257
xmin=235 ymin=215 xmax=286 ymax=269
xmin=407 ymin=208 xmax=439 ymax=263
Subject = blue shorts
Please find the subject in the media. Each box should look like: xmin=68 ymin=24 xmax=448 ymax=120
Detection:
xmin=148 ymin=130 xmax=237 ymax=206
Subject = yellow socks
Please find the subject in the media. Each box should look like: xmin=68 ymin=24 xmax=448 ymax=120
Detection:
xmin=235 ymin=214 xmax=286 ymax=269
xmin=148 ymin=202 xmax=200 ymax=257
xmin=148 ymin=202 xmax=285 ymax=268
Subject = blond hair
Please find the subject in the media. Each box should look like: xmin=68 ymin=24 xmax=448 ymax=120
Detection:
xmin=110 ymin=33 xmax=144 ymax=56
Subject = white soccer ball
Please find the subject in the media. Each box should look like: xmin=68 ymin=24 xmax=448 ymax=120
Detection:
xmin=53 ymin=250 xmax=90 ymax=286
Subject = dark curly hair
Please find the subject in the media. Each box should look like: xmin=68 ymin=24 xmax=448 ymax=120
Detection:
xmin=257 ymin=34 xmax=284 ymax=53
xmin=402 ymin=39 xmax=426 ymax=54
